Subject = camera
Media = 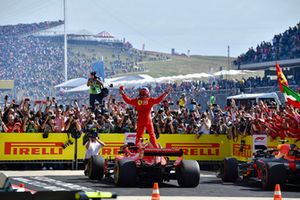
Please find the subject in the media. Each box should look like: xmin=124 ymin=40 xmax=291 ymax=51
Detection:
xmin=124 ymin=115 xmax=129 ymax=121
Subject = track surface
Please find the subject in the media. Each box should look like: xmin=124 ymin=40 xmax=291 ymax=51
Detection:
xmin=7 ymin=171 xmax=300 ymax=198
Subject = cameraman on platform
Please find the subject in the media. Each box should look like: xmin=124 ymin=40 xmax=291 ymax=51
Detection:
xmin=87 ymin=71 xmax=104 ymax=111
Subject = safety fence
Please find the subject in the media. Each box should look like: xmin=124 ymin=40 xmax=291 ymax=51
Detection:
xmin=0 ymin=133 xmax=299 ymax=164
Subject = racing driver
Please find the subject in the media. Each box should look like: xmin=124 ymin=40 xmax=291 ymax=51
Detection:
xmin=119 ymin=85 xmax=171 ymax=148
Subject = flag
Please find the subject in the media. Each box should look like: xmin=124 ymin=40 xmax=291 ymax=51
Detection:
xmin=275 ymin=63 xmax=288 ymax=92
xmin=276 ymin=63 xmax=300 ymax=109
xmin=282 ymin=84 xmax=300 ymax=108
xmin=92 ymin=61 xmax=105 ymax=82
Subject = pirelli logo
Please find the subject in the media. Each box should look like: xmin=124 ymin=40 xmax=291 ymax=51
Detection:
xmin=101 ymin=142 xmax=124 ymax=156
xmin=165 ymin=143 xmax=220 ymax=156
xmin=4 ymin=142 xmax=64 ymax=155
xmin=232 ymin=143 xmax=252 ymax=158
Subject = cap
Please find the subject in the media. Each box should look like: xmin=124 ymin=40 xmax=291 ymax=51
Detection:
xmin=90 ymin=71 xmax=96 ymax=76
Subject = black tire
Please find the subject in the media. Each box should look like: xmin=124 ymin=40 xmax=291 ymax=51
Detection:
xmin=114 ymin=159 xmax=137 ymax=187
xmin=259 ymin=162 xmax=286 ymax=190
xmin=88 ymin=155 xmax=105 ymax=180
xmin=176 ymin=160 xmax=200 ymax=187
xmin=222 ymin=157 xmax=238 ymax=182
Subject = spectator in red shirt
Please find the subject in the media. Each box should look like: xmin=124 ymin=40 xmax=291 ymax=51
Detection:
xmin=4 ymin=114 xmax=23 ymax=133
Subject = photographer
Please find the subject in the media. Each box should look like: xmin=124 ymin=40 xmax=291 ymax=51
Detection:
xmin=41 ymin=110 xmax=56 ymax=137
xmin=153 ymin=109 xmax=166 ymax=136
xmin=65 ymin=111 xmax=82 ymax=139
xmin=87 ymin=71 xmax=104 ymax=111
xmin=82 ymin=113 xmax=101 ymax=145
xmin=23 ymin=111 xmax=40 ymax=133
xmin=84 ymin=130 xmax=105 ymax=175
xmin=100 ymin=113 xmax=114 ymax=133
xmin=162 ymin=116 xmax=175 ymax=134
xmin=196 ymin=112 xmax=211 ymax=138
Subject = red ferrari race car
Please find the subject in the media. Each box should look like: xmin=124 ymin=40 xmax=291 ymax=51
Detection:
xmin=86 ymin=139 xmax=200 ymax=187
xmin=220 ymin=141 xmax=300 ymax=189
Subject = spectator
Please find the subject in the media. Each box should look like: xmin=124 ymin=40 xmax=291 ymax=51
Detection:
xmin=83 ymin=130 xmax=105 ymax=175
xmin=54 ymin=108 xmax=65 ymax=132
xmin=4 ymin=114 xmax=23 ymax=133
xmin=196 ymin=112 xmax=211 ymax=138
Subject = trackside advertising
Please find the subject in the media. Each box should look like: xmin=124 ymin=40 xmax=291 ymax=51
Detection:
xmin=1 ymin=133 xmax=299 ymax=162
xmin=0 ymin=133 xmax=74 ymax=160
xmin=77 ymin=134 xmax=231 ymax=161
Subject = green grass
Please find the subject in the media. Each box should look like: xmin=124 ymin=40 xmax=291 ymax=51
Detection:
xmin=141 ymin=54 xmax=234 ymax=77
xmin=68 ymin=44 xmax=263 ymax=79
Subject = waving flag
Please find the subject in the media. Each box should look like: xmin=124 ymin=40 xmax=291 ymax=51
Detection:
xmin=282 ymin=84 xmax=300 ymax=108
xmin=276 ymin=63 xmax=300 ymax=108
xmin=275 ymin=63 xmax=288 ymax=92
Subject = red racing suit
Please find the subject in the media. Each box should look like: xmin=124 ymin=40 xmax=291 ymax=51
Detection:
xmin=120 ymin=92 xmax=168 ymax=148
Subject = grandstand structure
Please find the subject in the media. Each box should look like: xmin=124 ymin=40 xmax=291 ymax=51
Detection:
xmin=233 ymin=22 xmax=300 ymax=84
xmin=33 ymin=23 xmax=126 ymax=47
xmin=233 ymin=58 xmax=300 ymax=84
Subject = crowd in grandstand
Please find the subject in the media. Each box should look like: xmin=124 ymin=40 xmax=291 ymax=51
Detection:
xmin=0 ymin=21 xmax=64 ymax=37
xmin=0 ymin=21 xmax=146 ymax=99
xmin=234 ymin=22 xmax=300 ymax=65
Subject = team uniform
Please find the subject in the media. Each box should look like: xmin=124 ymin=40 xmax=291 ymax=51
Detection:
xmin=120 ymin=87 xmax=168 ymax=148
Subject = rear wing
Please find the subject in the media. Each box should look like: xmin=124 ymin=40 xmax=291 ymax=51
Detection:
xmin=144 ymin=148 xmax=183 ymax=156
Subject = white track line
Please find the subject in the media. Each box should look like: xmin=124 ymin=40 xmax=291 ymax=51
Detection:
xmin=0 ymin=170 xmax=217 ymax=178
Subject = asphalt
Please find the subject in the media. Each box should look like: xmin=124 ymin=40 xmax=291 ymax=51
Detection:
xmin=2 ymin=170 xmax=299 ymax=199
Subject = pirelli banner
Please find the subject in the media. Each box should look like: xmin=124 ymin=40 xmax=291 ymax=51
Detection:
xmin=230 ymin=135 xmax=300 ymax=162
xmin=0 ymin=133 xmax=231 ymax=161
xmin=77 ymin=134 xmax=231 ymax=161
xmin=0 ymin=133 xmax=74 ymax=161
xmin=1 ymin=133 xmax=299 ymax=162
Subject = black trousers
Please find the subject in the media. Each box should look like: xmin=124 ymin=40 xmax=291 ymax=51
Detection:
xmin=89 ymin=93 xmax=103 ymax=111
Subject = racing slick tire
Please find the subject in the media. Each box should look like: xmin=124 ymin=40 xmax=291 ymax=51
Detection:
xmin=259 ymin=162 xmax=286 ymax=190
xmin=114 ymin=159 xmax=137 ymax=187
xmin=222 ymin=157 xmax=238 ymax=182
xmin=176 ymin=160 xmax=200 ymax=187
xmin=88 ymin=155 xmax=105 ymax=180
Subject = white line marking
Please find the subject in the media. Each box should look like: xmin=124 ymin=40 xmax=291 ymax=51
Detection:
xmin=12 ymin=177 xmax=66 ymax=191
